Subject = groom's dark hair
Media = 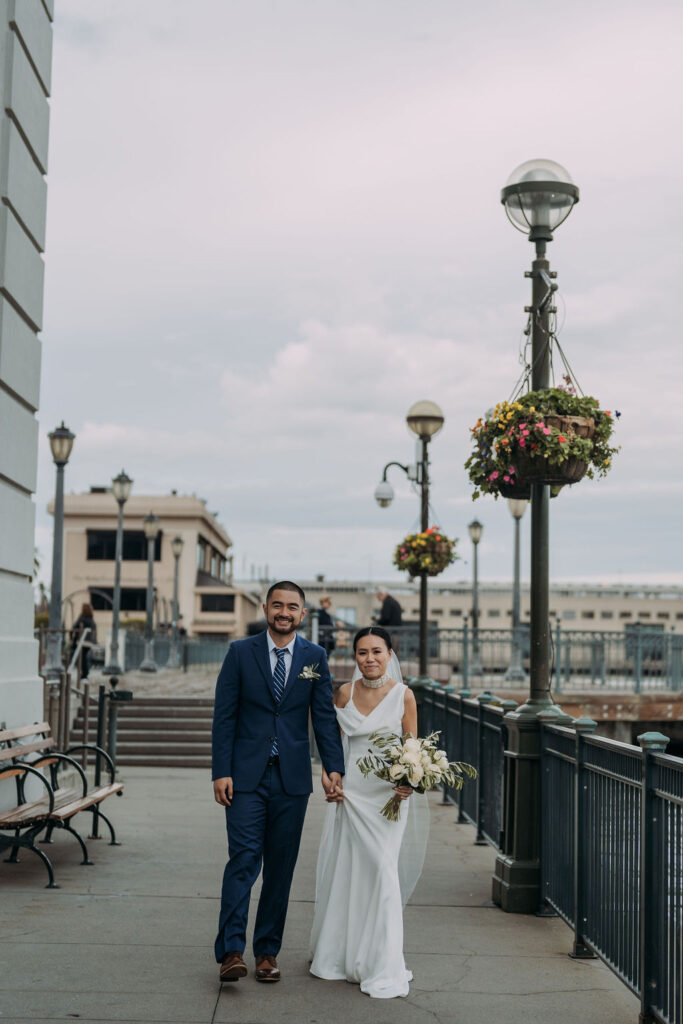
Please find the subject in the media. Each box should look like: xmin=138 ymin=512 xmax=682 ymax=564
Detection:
xmin=265 ymin=580 xmax=306 ymax=605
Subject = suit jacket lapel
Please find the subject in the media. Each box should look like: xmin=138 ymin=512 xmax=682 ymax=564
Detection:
xmin=281 ymin=635 xmax=307 ymax=709
xmin=252 ymin=633 xmax=276 ymax=702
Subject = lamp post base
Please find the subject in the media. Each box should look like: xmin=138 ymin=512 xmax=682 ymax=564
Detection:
xmin=504 ymin=664 xmax=527 ymax=682
xmin=139 ymin=640 xmax=157 ymax=673
xmin=103 ymin=663 xmax=124 ymax=677
xmin=166 ymin=645 xmax=182 ymax=670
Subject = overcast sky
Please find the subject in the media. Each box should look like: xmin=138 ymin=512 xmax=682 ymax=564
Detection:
xmin=35 ymin=0 xmax=683 ymax=588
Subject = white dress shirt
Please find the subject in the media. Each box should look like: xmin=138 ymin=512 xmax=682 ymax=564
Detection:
xmin=266 ymin=632 xmax=296 ymax=687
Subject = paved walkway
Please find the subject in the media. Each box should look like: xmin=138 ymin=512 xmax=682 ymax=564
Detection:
xmin=1 ymin=767 xmax=639 ymax=1024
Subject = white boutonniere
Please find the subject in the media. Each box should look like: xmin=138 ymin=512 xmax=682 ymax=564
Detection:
xmin=298 ymin=663 xmax=321 ymax=681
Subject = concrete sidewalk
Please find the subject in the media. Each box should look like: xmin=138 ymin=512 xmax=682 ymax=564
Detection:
xmin=1 ymin=767 xmax=638 ymax=1024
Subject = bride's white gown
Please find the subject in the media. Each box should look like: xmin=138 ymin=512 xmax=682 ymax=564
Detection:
xmin=310 ymin=680 xmax=427 ymax=999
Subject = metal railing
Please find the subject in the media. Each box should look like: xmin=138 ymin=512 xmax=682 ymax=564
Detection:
xmin=326 ymin=622 xmax=683 ymax=691
xmin=419 ymin=683 xmax=512 ymax=847
xmin=418 ymin=682 xmax=683 ymax=1023
xmin=540 ymin=720 xmax=683 ymax=1024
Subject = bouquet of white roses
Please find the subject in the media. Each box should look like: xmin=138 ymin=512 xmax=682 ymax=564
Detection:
xmin=356 ymin=730 xmax=477 ymax=822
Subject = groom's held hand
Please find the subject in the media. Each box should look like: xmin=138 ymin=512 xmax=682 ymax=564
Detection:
xmin=324 ymin=771 xmax=344 ymax=803
xmin=213 ymin=777 xmax=233 ymax=807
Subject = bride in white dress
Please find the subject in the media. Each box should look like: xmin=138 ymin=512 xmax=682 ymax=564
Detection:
xmin=310 ymin=626 xmax=428 ymax=999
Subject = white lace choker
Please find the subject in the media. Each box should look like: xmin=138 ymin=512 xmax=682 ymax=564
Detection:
xmin=360 ymin=673 xmax=388 ymax=689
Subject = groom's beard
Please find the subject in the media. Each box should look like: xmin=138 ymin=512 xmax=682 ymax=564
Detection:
xmin=268 ymin=614 xmax=302 ymax=636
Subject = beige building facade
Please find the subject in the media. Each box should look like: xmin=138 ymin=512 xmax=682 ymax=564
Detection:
xmin=54 ymin=490 xmax=260 ymax=641
xmin=256 ymin=579 xmax=683 ymax=634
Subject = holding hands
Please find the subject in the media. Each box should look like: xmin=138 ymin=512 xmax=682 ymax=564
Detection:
xmin=322 ymin=770 xmax=344 ymax=803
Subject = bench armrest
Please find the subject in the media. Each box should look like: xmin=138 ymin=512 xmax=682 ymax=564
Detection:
xmin=33 ymin=752 xmax=89 ymax=798
xmin=11 ymin=762 xmax=56 ymax=815
xmin=65 ymin=744 xmax=116 ymax=783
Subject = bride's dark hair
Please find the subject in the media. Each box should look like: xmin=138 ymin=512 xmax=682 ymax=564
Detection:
xmin=352 ymin=626 xmax=392 ymax=652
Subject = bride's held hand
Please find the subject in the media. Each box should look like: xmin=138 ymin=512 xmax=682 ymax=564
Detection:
xmin=393 ymin=785 xmax=413 ymax=801
xmin=322 ymin=769 xmax=344 ymax=803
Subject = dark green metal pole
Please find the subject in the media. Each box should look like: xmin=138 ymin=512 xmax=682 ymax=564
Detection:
xmin=492 ymin=239 xmax=571 ymax=913
xmin=104 ymin=498 xmax=125 ymax=675
xmin=528 ymin=240 xmax=552 ymax=711
xmin=418 ymin=437 xmax=429 ymax=681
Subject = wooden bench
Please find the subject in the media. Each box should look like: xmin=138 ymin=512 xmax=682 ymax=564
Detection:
xmin=0 ymin=722 xmax=124 ymax=888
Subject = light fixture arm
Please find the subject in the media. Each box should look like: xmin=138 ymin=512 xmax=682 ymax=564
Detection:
xmin=381 ymin=460 xmax=410 ymax=482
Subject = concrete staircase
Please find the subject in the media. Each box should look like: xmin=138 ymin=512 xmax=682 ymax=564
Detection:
xmin=72 ymin=696 xmax=214 ymax=769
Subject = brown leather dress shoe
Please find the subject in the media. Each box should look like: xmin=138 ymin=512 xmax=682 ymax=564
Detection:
xmin=220 ymin=951 xmax=248 ymax=982
xmin=255 ymin=954 xmax=281 ymax=982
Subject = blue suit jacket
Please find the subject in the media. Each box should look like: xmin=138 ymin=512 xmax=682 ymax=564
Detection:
xmin=211 ymin=631 xmax=345 ymax=795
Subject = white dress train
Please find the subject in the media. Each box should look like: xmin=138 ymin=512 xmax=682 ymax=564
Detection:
xmin=310 ymin=681 xmax=428 ymax=999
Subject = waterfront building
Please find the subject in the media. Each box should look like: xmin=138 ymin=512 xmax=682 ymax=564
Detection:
xmin=53 ymin=489 xmax=259 ymax=642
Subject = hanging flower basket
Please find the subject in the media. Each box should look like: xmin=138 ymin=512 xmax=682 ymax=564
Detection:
xmin=465 ymin=387 xmax=619 ymax=500
xmin=393 ymin=527 xmax=458 ymax=578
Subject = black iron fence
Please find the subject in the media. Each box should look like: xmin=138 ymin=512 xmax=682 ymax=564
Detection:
xmin=418 ymin=682 xmax=683 ymax=1024
xmin=325 ymin=623 xmax=683 ymax=691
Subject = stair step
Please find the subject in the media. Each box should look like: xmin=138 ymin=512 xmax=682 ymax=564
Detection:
xmin=76 ymin=707 xmax=214 ymax=720
xmin=75 ymin=731 xmax=211 ymax=745
xmin=115 ymin=742 xmax=212 ymax=756
xmin=72 ymin=720 xmax=212 ymax=735
xmin=117 ymin=755 xmax=211 ymax=768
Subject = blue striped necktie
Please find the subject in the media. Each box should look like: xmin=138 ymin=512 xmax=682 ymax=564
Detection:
xmin=271 ymin=648 xmax=287 ymax=755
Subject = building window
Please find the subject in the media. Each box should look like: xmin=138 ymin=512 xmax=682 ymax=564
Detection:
xmin=601 ymin=611 xmax=614 ymax=619
xmin=581 ymin=611 xmax=595 ymax=619
xmin=87 ymin=530 xmax=161 ymax=561
xmin=200 ymin=594 xmax=235 ymax=613
xmin=562 ymin=610 xmax=576 ymax=620
xmin=449 ymin=609 xmax=462 ymax=617
xmin=620 ymin=611 xmax=633 ymax=619
xmin=657 ymin=612 xmax=670 ymax=619
xmin=639 ymin=612 xmax=651 ymax=619
xmin=432 ymin=608 xmax=443 ymax=616
xmin=487 ymin=609 xmax=501 ymax=618
xmin=90 ymin=587 xmax=147 ymax=611
xmin=336 ymin=607 xmax=357 ymax=625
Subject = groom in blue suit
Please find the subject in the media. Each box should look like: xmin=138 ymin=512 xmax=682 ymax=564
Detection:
xmin=212 ymin=581 xmax=345 ymax=983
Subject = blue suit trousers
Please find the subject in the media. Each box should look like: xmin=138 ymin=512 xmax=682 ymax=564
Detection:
xmin=215 ymin=764 xmax=309 ymax=962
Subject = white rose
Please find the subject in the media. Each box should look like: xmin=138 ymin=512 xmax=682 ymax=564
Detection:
xmin=420 ymin=752 xmax=432 ymax=767
xmin=435 ymin=750 xmax=447 ymax=761
xmin=400 ymin=750 xmax=421 ymax=767
xmin=438 ymin=755 xmax=450 ymax=770
xmin=389 ymin=746 xmax=402 ymax=759
xmin=389 ymin=764 xmax=405 ymax=781
xmin=408 ymin=764 xmax=424 ymax=786
xmin=403 ymin=738 xmax=421 ymax=754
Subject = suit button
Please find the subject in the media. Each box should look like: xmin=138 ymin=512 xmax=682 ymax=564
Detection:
xmin=276 ymin=712 xmax=280 ymax=718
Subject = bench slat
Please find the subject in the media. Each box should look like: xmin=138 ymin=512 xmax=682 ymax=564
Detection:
xmin=0 ymin=722 xmax=51 ymax=743
xmin=0 ymin=767 xmax=25 ymax=781
xmin=0 ymin=739 xmax=55 ymax=762
xmin=0 ymin=787 xmax=82 ymax=827
xmin=50 ymin=783 xmax=124 ymax=820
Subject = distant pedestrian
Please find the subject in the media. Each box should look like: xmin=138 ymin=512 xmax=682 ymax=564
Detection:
xmin=375 ymin=590 xmax=402 ymax=628
xmin=70 ymin=602 xmax=97 ymax=678
xmin=317 ymin=595 xmax=336 ymax=655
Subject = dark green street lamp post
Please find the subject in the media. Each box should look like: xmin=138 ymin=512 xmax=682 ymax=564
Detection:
xmin=493 ymin=159 xmax=578 ymax=913
xmin=44 ymin=423 xmax=75 ymax=680
xmin=504 ymin=498 xmax=528 ymax=682
xmin=139 ymin=512 xmax=160 ymax=673
xmin=375 ymin=400 xmax=445 ymax=681
xmin=468 ymin=519 xmax=484 ymax=677
xmin=167 ymin=535 xmax=184 ymax=669
xmin=103 ymin=470 xmax=133 ymax=677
